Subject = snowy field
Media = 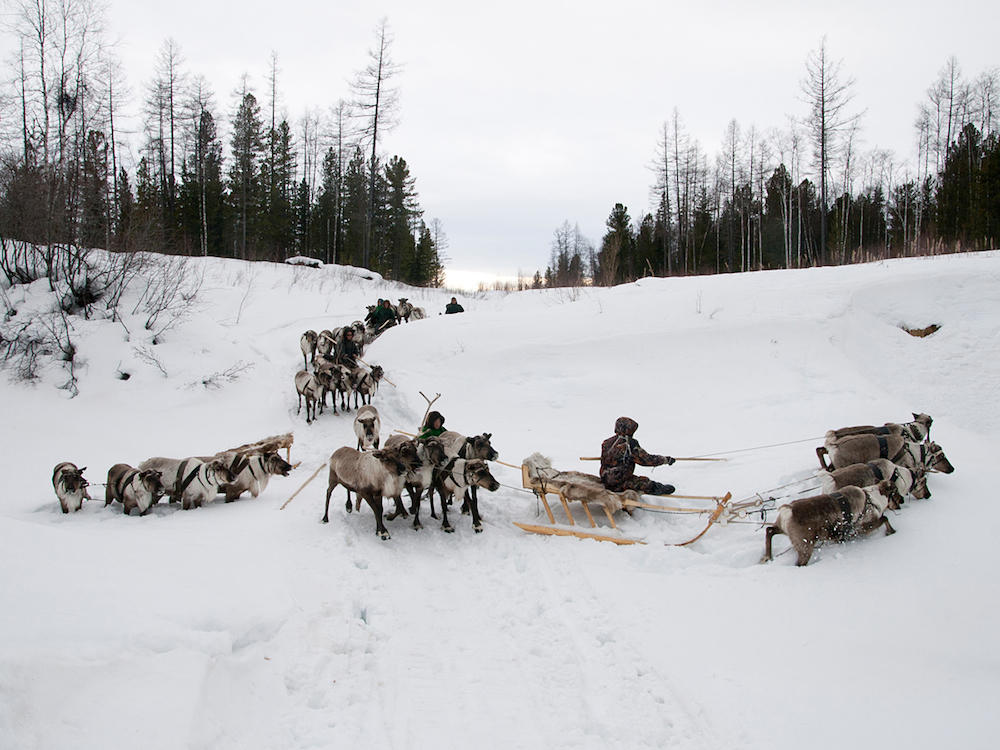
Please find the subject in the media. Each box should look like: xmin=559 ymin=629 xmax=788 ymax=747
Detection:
xmin=1 ymin=251 xmax=998 ymax=749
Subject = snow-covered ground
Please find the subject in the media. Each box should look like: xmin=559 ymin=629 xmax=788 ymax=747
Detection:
xmin=1 ymin=251 xmax=998 ymax=749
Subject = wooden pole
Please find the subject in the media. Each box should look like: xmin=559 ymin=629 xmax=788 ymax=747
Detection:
xmin=279 ymin=462 xmax=326 ymax=510
xmin=578 ymin=456 xmax=726 ymax=462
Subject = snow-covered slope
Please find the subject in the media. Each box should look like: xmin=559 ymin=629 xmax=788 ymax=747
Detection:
xmin=1 ymin=252 xmax=998 ymax=749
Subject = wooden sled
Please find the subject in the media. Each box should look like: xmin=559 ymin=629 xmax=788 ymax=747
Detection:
xmin=519 ymin=461 xmax=733 ymax=546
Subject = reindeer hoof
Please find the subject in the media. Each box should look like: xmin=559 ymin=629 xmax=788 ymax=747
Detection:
xmin=474 ymin=523 xmax=483 ymax=533
xmin=345 ymin=500 xmax=352 ymax=513
xmin=378 ymin=530 xmax=391 ymax=540
xmin=322 ymin=515 xmax=329 ymax=523
xmin=413 ymin=520 xmax=422 ymax=530
xmin=443 ymin=524 xmax=454 ymax=533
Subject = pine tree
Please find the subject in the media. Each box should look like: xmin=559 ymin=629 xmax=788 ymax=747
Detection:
xmin=228 ymin=90 xmax=263 ymax=260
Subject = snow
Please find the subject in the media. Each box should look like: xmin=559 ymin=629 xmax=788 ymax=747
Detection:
xmin=2 ymin=251 xmax=999 ymax=749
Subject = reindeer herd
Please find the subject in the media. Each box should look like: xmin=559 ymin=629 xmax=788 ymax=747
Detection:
xmin=52 ymin=447 xmax=294 ymax=517
xmin=323 ymin=410 xmax=502 ymax=539
xmin=296 ymin=320 xmax=384 ymax=424
xmin=761 ymin=413 xmax=954 ymax=566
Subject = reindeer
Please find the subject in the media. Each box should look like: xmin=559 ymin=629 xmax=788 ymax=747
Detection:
xmin=825 ymin=413 xmax=933 ymax=443
xmin=316 ymin=329 xmax=336 ymax=359
xmin=168 ymin=458 xmax=237 ymax=510
xmin=354 ymin=405 xmax=381 ymax=451
xmin=138 ymin=456 xmax=236 ymax=507
xmin=396 ymin=298 xmax=414 ymax=323
xmin=322 ymin=445 xmax=417 ymax=539
xmin=819 ymin=459 xmax=929 ymax=501
xmin=349 ymin=365 xmax=383 ymax=409
xmin=760 ymin=480 xmax=902 ymax=566
xmin=202 ymin=451 xmax=294 ymax=502
xmin=300 ymin=330 xmax=318 ymax=369
xmin=105 ymin=464 xmax=164 ymax=516
xmin=52 ymin=462 xmax=91 ymax=513
xmin=384 ymin=435 xmax=449 ymax=528
xmin=438 ymin=430 xmax=499 ymax=517
xmin=818 ymin=434 xmax=953 ymax=474
xmin=295 ymin=369 xmax=331 ymax=423
xmin=416 ymin=457 xmax=500 ymax=533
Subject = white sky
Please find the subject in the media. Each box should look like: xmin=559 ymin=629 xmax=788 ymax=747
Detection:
xmin=64 ymin=1 xmax=1000 ymax=279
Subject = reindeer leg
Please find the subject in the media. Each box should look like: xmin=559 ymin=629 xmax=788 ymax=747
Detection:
xmin=344 ymin=487 xmax=353 ymax=514
xmin=409 ymin=486 xmax=423 ymax=529
xmin=467 ymin=487 xmax=484 ymax=533
xmin=366 ymin=494 xmax=390 ymax=540
xmin=440 ymin=491 xmax=454 ymax=533
xmin=759 ymin=526 xmax=777 ymax=564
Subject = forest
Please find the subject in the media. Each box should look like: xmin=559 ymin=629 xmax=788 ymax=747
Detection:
xmin=0 ymin=3 xmax=446 ymax=288
xmin=0 ymin=1 xmax=996 ymax=292
xmin=544 ymin=48 xmax=999 ymax=287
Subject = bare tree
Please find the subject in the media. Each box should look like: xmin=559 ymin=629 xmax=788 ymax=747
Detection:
xmin=799 ymin=36 xmax=863 ymax=264
xmin=648 ymin=121 xmax=673 ymax=274
xmin=351 ymin=17 xmax=402 ymax=268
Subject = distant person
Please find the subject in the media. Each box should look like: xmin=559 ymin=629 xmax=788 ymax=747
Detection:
xmin=418 ymin=411 xmax=446 ymax=440
xmin=600 ymin=416 xmax=675 ymax=496
xmin=445 ymin=297 xmax=464 ymax=314
xmin=371 ymin=299 xmax=397 ymax=333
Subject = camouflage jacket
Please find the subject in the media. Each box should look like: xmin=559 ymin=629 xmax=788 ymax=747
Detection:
xmin=600 ymin=417 xmax=668 ymax=491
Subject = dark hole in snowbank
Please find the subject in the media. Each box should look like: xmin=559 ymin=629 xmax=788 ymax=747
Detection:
xmin=903 ymin=324 xmax=940 ymax=338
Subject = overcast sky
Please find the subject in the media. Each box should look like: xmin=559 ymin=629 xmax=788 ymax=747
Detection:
xmin=103 ymin=1 xmax=1000 ymax=285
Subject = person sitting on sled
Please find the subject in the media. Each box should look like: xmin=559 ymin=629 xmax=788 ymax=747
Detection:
xmin=600 ymin=416 xmax=675 ymax=496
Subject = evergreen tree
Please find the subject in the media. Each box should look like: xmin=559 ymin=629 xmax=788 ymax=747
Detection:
xmin=340 ymin=147 xmax=369 ymax=267
xmin=228 ymin=91 xmax=263 ymax=260
xmin=179 ymin=107 xmax=225 ymax=256
xmin=383 ymin=155 xmax=421 ymax=280
xmin=597 ymin=204 xmax=634 ymax=285
xmin=260 ymin=119 xmax=296 ymax=260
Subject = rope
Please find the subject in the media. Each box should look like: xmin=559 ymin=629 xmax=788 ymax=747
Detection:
xmin=693 ymin=435 xmax=826 ymax=459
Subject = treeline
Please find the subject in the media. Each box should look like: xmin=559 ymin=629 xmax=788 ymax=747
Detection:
xmin=0 ymin=3 xmax=445 ymax=287
xmin=545 ymin=50 xmax=999 ymax=287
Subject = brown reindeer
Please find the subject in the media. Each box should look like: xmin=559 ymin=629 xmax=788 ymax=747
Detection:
xmin=760 ymin=480 xmax=902 ymax=566
xmin=322 ymin=445 xmax=417 ymax=539
xmin=819 ymin=459 xmax=929 ymax=500
xmin=825 ymin=413 xmax=933 ymax=443
xmin=105 ymin=464 xmax=164 ymax=516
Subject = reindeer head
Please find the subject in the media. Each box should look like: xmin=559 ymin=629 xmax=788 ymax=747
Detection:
xmin=466 ymin=459 xmax=500 ymax=492
xmin=927 ymin=442 xmax=955 ymax=474
xmin=874 ymin=479 xmax=903 ymax=511
xmin=420 ymin=437 xmax=449 ymax=467
xmin=265 ymin=452 xmax=293 ymax=477
xmin=208 ymin=459 xmax=238 ymax=485
xmin=370 ymin=365 xmax=384 ymax=383
xmin=373 ymin=447 xmax=412 ymax=476
xmin=471 ymin=433 xmax=499 ymax=462
xmin=139 ymin=470 xmax=164 ymax=500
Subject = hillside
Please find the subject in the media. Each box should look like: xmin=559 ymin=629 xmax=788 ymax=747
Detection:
xmin=1 ymin=251 xmax=998 ymax=749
